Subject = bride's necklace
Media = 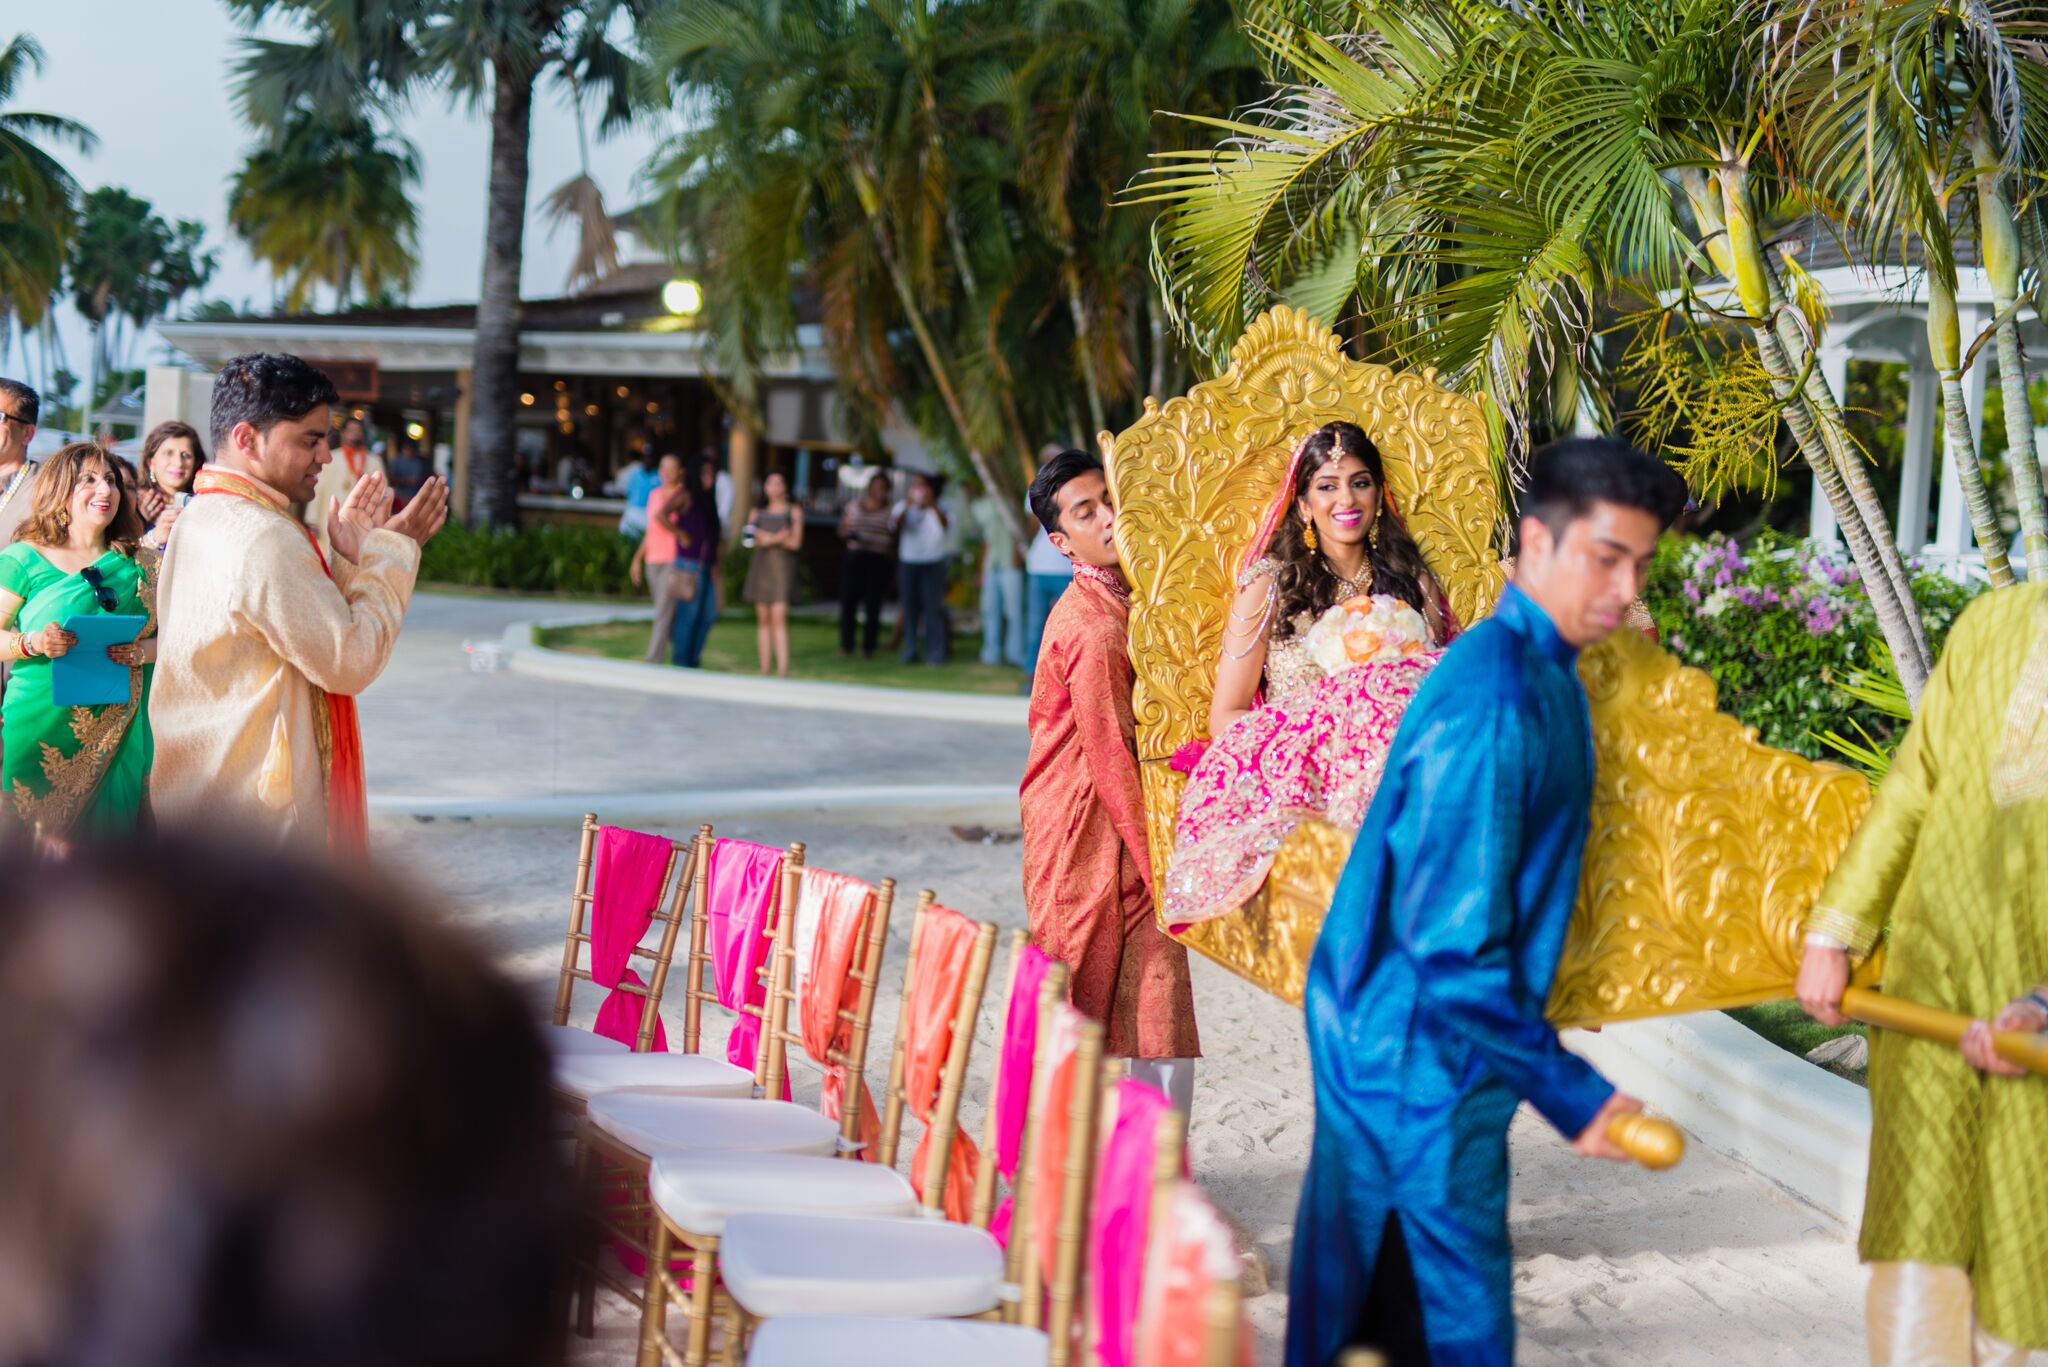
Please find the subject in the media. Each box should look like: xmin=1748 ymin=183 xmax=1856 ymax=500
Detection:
xmin=1325 ymin=554 xmax=1373 ymax=599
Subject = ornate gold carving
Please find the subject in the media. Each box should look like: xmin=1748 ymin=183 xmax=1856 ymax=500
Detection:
xmin=1113 ymin=305 xmax=1880 ymax=1022
xmin=1108 ymin=305 xmax=1504 ymax=959
xmin=1550 ymin=627 xmax=1884 ymax=1025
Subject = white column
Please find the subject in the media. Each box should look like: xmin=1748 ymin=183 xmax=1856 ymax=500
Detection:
xmin=1809 ymin=347 xmax=1850 ymax=545
xmin=1897 ymin=368 xmax=1938 ymax=553
xmin=1932 ymin=306 xmax=1989 ymax=557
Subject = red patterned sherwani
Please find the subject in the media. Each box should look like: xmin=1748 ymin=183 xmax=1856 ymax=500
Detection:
xmin=1020 ymin=571 xmax=1199 ymax=1059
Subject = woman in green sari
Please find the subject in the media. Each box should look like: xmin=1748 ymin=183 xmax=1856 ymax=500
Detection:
xmin=0 ymin=442 xmax=157 ymax=837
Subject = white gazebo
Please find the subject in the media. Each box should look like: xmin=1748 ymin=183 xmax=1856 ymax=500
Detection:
xmin=1760 ymin=228 xmax=2045 ymax=578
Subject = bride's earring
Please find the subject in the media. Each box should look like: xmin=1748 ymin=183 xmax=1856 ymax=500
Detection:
xmin=1366 ymin=509 xmax=1380 ymax=549
xmin=1303 ymin=522 xmax=1319 ymax=552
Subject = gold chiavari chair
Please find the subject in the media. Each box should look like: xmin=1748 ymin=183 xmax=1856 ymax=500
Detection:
xmin=716 ymin=914 xmax=1011 ymax=1352
xmin=572 ymin=847 xmax=897 ymax=1342
xmin=730 ymin=1003 xmax=1114 ymax=1367
xmin=1130 ymin=1181 xmax=1249 ymax=1367
xmin=712 ymin=926 xmax=1064 ymax=1344
xmin=550 ymin=824 xmax=757 ymax=1114
xmin=543 ymin=813 xmax=688 ymax=1058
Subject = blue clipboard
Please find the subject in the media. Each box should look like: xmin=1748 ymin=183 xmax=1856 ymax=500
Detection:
xmin=50 ymin=614 xmax=147 ymax=707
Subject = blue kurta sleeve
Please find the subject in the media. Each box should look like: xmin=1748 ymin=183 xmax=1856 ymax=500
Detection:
xmin=1388 ymin=699 xmax=1613 ymax=1139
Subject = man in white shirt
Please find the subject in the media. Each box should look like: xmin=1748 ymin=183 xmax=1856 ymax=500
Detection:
xmin=893 ymin=470 xmax=953 ymax=664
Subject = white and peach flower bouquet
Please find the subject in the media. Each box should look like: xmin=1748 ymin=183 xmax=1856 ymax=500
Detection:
xmin=1303 ymin=593 xmax=1430 ymax=677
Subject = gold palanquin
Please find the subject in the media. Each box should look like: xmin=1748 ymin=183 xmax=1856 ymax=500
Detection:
xmin=1105 ymin=307 xmax=1882 ymax=1027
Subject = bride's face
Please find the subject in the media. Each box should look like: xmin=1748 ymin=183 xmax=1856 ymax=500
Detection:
xmin=1297 ymin=453 xmax=1379 ymax=552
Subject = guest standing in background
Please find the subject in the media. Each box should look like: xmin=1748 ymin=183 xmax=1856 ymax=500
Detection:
xmin=388 ymin=441 xmax=431 ymax=510
xmin=629 ymin=455 xmax=687 ymax=664
xmin=743 ymin=470 xmax=802 ymax=677
xmin=617 ymin=447 xmax=656 ymax=539
xmin=894 ymin=471 xmax=952 ymax=666
xmin=0 ymin=378 xmax=44 ymax=551
xmin=1022 ymin=470 xmax=1076 ymax=683
xmin=135 ymin=420 xmax=203 ymax=547
xmin=307 ymin=415 xmax=383 ymax=553
xmin=677 ymin=456 xmax=724 ymax=669
xmin=970 ymin=478 xmax=1026 ymax=668
xmin=838 ymin=471 xmax=895 ymax=659
xmin=666 ymin=462 xmax=722 ymax=669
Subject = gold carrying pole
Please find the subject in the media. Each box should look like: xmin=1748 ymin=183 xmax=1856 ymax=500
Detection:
xmin=1607 ymin=1114 xmax=1684 ymax=1170
xmin=1843 ymin=988 xmax=2048 ymax=1075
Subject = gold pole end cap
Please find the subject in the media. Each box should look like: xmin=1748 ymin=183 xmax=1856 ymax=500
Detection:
xmin=1608 ymin=1112 xmax=1686 ymax=1170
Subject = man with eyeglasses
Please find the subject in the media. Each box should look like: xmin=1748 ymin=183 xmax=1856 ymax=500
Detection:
xmin=0 ymin=377 xmax=42 ymax=772
xmin=0 ymin=378 xmax=42 ymax=553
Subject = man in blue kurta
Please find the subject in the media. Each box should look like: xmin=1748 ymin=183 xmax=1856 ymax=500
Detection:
xmin=1286 ymin=437 xmax=1688 ymax=1367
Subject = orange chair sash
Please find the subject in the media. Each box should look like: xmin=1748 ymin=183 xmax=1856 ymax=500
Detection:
xmin=796 ymin=867 xmax=881 ymax=1155
xmin=903 ymin=906 xmax=982 ymax=1219
xmin=1030 ymin=1004 xmax=1086 ymax=1290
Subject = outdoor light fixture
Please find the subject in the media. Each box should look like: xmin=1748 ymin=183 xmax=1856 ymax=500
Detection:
xmin=405 ymin=421 xmax=426 ymax=440
xmin=584 ymin=404 xmax=599 ymax=416
xmin=520 ymin=392 xmax=535 ymax=406
xmin=663 ymin=278 xmax=703 ymax=316
xmin=615 ymin=385 xmax=629 ymax=398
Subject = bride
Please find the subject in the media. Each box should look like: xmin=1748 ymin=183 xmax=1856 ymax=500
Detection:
xmin=1162 ymin=421 xmax=1455 ymax=932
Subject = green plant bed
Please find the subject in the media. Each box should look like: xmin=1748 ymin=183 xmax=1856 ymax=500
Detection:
xmin=1725 ymin=1001 xmax=1868 ymax=1086
xmin=538 ymin=613 xmax=1026 ymax=697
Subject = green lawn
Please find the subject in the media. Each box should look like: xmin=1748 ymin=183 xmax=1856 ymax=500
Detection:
xmin=538 ymin=612 xmax=1027 ymax=696
xmin=1725 ymin=1001 xmax=1868 ymax=1085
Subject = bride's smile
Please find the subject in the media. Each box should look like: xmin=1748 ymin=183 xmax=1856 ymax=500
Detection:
xmin=1301 ymin=455 xmax=1380 ymax=557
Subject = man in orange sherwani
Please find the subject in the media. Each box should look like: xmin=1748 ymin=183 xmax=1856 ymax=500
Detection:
xmin=1020 ymin=449 xmax=1199 ymax=1112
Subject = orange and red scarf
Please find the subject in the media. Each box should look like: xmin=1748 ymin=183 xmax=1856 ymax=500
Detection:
xmin=193 ymin=468 xmax=369 ymax=855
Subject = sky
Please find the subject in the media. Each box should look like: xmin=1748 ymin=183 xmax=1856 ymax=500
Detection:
xmin=14 ymin=1 xmax=665 ymax=392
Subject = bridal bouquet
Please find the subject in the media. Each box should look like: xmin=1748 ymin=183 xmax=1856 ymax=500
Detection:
xmin=1304 ymin=593 xmax=1430 ymax=677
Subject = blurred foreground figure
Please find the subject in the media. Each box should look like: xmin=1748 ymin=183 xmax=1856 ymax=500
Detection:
xmin=0 ymin=834 xmax=572 ymax=1367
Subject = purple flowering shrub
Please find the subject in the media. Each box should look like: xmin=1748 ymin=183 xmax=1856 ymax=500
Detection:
xmin=1643 ymin=531 xmax=1979 ymax=758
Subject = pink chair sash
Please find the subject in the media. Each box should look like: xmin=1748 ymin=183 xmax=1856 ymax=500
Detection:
xmin=903 ymin=906 xmax=982 ymax=1219
xmin=707 ymin=839 xmax=785 ymax=1088
xmin=1090 ymin=1080 xmax=1175 ymax=1367
xmin=988 ymin=945 xmax=1056 ymax=1245
xmin=796 ymin=867 xmax=881 ymax=1155
xmin=588 ymin=826 xmax=674 ymax=1049
xmin=1134 ymin=1185 xmax=1245 ymax=1367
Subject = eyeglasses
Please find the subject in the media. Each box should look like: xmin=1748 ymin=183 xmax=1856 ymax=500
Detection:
xmin=0 ymin=411 xmax=28 ymax=429
xmin=79 ymin=565 xmax=118 ymax=612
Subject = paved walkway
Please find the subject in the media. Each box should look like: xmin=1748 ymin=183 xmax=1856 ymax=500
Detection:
xmin=364 ymin=594 xmax=1887 ymax=1367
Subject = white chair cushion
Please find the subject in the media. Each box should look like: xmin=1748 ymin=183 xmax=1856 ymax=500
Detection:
xmin=718 ymin=1212 xmax=1005 ymax=1319
xmin=648 ymin=1152 xmax=916 ymax=1235
xmin=554 ymin=1051 xmax=755 ymax=1101
xmin=746 ymin=1316 xmax=1046 ymax=1367
xmin=586 ymin=1094 xmax=840 ymax=1158
xmin=541 ymin=1024 xmax=630 ymax=1056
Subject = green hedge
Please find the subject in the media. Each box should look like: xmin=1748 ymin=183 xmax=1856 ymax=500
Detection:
xmin=419 ymin=522 xmax=638 ymax=598
xmin=1641 ymin=531 xmax=1979 ymax=759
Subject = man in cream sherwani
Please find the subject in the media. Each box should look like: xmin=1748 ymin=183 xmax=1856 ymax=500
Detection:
xmin=150 ymin=353 xmax=448 ymax=850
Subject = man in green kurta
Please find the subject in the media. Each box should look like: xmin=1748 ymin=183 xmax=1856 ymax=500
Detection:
xmin=1798 ymin=584 xmax=2048 ymax=1364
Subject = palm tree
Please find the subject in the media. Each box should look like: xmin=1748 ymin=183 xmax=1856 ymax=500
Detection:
xmin=229 ymin=112 xmax=419 ymax=312
xmin=226 ymin=0 xmax=655 ymax=527
xmin=1135 ymin=0 xmax=1939 ymax=698
xmin=539 ymin=68 xmax=621 ymax=295
xmin=645 ymin=0 xmax=1043 ymax=540
xmin=0 ymin=34 xmax=94 ymax=379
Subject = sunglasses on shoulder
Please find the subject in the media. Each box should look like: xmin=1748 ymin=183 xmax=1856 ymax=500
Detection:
xmin=79 ymin=565 xmax=118 ymax=612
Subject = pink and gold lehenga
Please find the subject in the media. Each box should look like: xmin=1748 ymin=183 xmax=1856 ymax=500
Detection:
xmin=1161 ymin=558 xmax=1443 ymax=933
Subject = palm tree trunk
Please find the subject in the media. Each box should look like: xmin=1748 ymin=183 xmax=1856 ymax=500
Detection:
xmin=467 ymin=57 xmax=535 ymax=528
xmin=1764 ymin=272 xmax=1930 ymax=666
xmin=1972 ymin=133 xmax=2048 ymax=576
xmin=1062 ymin=260 xmax=1108 ymax=438
xmin=847 ymin=161 xmax=1030 ymax=545
xmin=1925 ymin=266 xmax=2015 ymax=587
xmin=1712 ymin=165 xmax=1932 ymax=699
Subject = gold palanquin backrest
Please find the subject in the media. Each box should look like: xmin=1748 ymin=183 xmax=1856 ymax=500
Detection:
xmin=1107 ymin=306 xmax=1883 ymax=1021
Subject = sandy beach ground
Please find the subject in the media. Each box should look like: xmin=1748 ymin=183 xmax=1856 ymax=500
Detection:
xmin=365 ymin=595 xmax=1883 ymax=1365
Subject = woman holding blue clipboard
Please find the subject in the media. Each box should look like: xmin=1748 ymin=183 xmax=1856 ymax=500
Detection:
xmin=0 ymin=442 xmax=156 ymax=837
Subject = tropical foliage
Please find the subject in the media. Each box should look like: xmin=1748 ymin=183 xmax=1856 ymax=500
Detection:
xmin=67 ymin=188 xmax=218 ymax=426
xmin=639 ymin=0 xmax=1262 ymax=538
xmin=1641 ymin=533 xmax=1978 ymax=759
xmin=228 ymin=111 xmax=420 ymax=312
xmin=0 ymin=33 xmax=93 ymax=383
xmin=224 ymin=0 xmax=659 ymax=527
xmin=1136 ymin=0 xmax=2048 ymax=708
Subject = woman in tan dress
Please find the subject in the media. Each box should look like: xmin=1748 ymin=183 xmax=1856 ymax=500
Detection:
xmin=742 ymin=471 xmax=803 ymax=676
